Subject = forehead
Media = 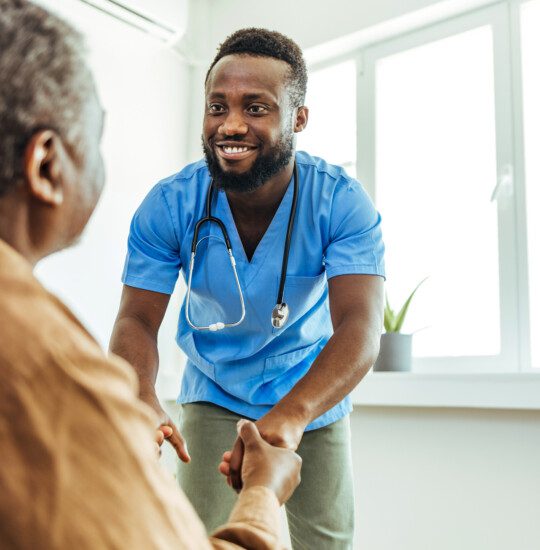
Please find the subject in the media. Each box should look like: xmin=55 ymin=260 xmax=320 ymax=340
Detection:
xmin=206 ymin=54 xmax=291 ymax=99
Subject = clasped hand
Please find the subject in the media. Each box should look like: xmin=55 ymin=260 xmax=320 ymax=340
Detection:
xmin=219 ymin=412 xmax=306 ymax=494
xmin=217 ymin=418 xmax=303 ymax=505
xmin=147 ymin=392 xmax=304 ymax=504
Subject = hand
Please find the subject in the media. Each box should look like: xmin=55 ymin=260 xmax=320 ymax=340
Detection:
xmin=221 ymin=412 xmax=306 ymax=492
xmin=140 ymin=389 xmax=190 ymax=463
xmin=153 ymin=424 xmax=172 ymax=457
xmin=220 ymin=420 xmax=302 ymax=505
xmin=255 ymin=412 xmax=306 ymax=450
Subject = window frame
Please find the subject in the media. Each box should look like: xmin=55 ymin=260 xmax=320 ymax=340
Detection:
xmin=510 ymin=0 xmax=536 ymax=371
xmin=307 ymin=1 xmax=537 ymax=374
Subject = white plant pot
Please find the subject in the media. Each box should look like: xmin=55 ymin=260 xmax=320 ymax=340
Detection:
xmin=373 ymin=333 xmax=412 ymax=372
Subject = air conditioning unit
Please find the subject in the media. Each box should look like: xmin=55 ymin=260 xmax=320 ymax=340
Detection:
xmin=78 ymin=0 xmax=188 ymax=42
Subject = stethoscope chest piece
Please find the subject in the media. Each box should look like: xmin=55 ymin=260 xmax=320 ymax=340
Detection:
xmin=271 ymin=303 xmax=289 ymax=329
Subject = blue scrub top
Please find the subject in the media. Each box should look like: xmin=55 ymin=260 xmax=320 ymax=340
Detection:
xmin=122 ymin=151 xmax=385 ymax=430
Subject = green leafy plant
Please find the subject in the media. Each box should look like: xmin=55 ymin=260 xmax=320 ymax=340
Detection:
xmin=384 ymin=278 xmax=427 ymax=333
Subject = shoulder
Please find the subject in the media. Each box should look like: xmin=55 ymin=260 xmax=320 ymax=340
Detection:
xmin=138 ymin=160 xmax=210 ymax=222
xmin=0 ymin=245 xmax=66 ymax=368
xmin=131 ymin=160 xmax=209 ymax=231
xmin=0 ymin=258 xmax=146 ymax=428
xmin=296 ymin=151 xmax=348 ymax=180
xmin=295 ymin=151 xmax=367 ymax=208
xmin=0 ymin=244 xmax=132 ymax=388
xmin=296 ymin=151 xmax=360 ymax=194
xmin=156 ymin=159 xmax=209 ymax=196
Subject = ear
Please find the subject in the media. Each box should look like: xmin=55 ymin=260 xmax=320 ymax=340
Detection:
xmin=293 ymin=106 xmax=309 ymax=133
xmin=24 ymin=130 xmax=65 ymax=206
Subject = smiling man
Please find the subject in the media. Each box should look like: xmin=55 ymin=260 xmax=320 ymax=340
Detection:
xmin=110 ymin=28 xmax=385 ymax=549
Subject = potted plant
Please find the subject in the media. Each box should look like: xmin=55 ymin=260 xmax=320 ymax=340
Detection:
xmin=373 ymin=278 xmax=427 ymax=372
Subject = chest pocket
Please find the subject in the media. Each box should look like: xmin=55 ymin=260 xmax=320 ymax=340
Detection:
xmin=272 ymin=272 xmax=327 ymax=334
xmin=262 ymin=338 xmax=323 ymax=395
xmin=177 ymin=331 xmax=215 ymax=380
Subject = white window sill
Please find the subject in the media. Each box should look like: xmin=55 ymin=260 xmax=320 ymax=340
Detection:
xmin=158 ymin=369 xmax=540 ymax=410
xmin=351 ymin=372 xmax=540 ymax=410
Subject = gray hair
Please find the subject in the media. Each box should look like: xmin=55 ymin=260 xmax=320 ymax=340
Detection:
xmin=0 ymin=0 xmax=94 ymax=196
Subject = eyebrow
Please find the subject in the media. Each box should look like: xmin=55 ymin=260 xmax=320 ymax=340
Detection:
xmin=242 ymin=93 xmax=271 ymax=101
xmin=207 ymin=91 xmax=276 ymax=102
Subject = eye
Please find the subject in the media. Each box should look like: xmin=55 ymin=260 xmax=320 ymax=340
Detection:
xmin=247 ymin=104 xmax=268 ymax=115
xmin=208 ymin=104 xmax=225 ymax=114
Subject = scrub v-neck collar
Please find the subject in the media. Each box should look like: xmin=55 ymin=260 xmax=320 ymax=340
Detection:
xmin=215 ymin=175 xmax=294 ymax=288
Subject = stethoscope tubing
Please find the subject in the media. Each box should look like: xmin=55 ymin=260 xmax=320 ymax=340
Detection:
xmin=185 ymin=162 xmax=298 ymax=331
xmin=277 ymin=163 xmax=299 ymax=305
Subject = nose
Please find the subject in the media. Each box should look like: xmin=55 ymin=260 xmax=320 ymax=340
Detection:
xmin=219 ymin=110 xmax=248 ymax=136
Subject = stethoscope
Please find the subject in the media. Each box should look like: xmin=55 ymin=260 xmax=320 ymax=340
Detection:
xmin=185 ymin=163 xmax=299 ymax=332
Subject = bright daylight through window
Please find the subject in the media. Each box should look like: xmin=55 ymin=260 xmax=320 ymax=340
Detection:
xmin=304 ymin=4 xmax=539 ymax=372
xmin=375 ymin=26 xmax=500 ymax=358
xmin=297 ymin=60 xmax=356 ymax=176
xmin=521 ymin=0 xmax=540 ymax=369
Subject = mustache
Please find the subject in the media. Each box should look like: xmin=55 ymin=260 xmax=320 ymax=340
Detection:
xmin=208 ymin=135 xmax=251 ymax=144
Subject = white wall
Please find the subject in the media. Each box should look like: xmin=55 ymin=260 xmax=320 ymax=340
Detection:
xmin=193 ymin=0 xmax=454 ymax=53
xmin=350 ymin=406 xmax=540 ymax=550
xmin=33 ymin=1 xmax=189 ymax=375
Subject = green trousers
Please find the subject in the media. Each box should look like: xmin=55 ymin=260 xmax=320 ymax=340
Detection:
xmin=178 ymin=402 xmax=354 ymax=550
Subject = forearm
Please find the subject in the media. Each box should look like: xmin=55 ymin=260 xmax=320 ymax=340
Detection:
xmin=209 ymin=487 xmax=281 ymax=549
xmin=109 ymin=316 xmax=160 ymax=396
xmin=271 ymin=317 xmax=381 ymax=426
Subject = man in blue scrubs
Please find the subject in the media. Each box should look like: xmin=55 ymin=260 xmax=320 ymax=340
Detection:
xmin=110 ymin=28 xmax=385 ymax=549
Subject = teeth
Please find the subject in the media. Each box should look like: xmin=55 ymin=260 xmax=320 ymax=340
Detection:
xmin=223 ymin=146 xmax=249 ymax=154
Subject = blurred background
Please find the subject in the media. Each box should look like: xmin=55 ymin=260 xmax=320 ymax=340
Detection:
xmin=33 ymin=1 xmax=540 ymax=548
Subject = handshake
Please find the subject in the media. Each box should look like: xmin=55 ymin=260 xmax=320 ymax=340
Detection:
xmin=218 ymin=419 xmax=303 ymax=505
xmin=155 ymin=407 xmax=303 ymax=506
xmin=153 ymin=392 xmax=306 ymax=507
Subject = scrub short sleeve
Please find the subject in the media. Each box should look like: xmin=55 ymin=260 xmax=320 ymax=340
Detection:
xmin=122 ymin=184 xmax=181 ymax=294
xmin=324 ymin=178 xmax=385 ymax=280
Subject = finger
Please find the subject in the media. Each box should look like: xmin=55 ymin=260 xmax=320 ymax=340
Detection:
xmin=218 ymin=461 xmax=230 ymax=476
xmin=222 ymin=450 xmax=232 ymax=462
xmin=167 ymin=422 xmax=191 ymax=463
xmin=237 ymin=419 xmax=263 ymax=451
xmin=161 ymin=425 xmax=173 ymax=438
xmin=155 ymin=429 xmax=165 ymax=446
xmin=229 ymin=437 xmax=245 ymax=492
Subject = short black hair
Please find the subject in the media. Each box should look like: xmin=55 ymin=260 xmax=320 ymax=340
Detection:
xmin=206 ymin=28 xmax=307 ymax=108
xmin=0 ymin=0 xmax=93 ymax=197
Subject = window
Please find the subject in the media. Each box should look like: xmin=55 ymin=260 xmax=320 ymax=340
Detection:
xmin=297 ymin=60 xmax=356 ymax=176
xmin=521 ymin=0 xmax=540 ymax=368
xmin=305 ymin=2 xmax=540 ymax=373
xmin=374 ymin=26 xmax=500 ymax=359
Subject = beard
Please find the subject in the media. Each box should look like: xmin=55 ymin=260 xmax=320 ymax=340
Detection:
xmin=202 ymin=132 xmax=294 ymax=193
